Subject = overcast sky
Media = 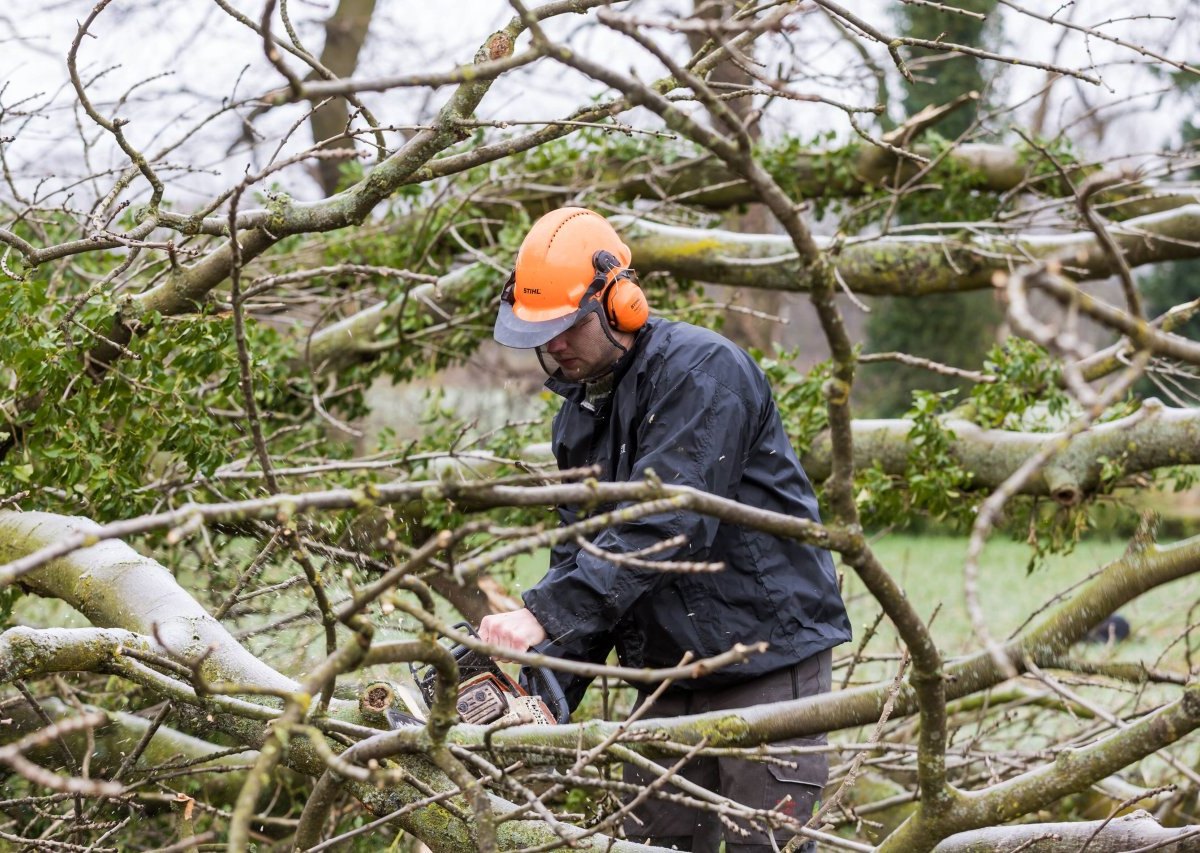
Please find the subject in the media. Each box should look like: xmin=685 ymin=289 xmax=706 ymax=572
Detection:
xmin=2 ymin=1 xmax=1197 ymax=212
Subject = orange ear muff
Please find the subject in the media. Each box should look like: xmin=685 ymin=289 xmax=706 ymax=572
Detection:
xmin=605 ymin=271 xmax=648 ymax=332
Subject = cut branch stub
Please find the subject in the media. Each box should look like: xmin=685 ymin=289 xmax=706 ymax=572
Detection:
xmin=359 ymin=680 xmax=397 ymax=722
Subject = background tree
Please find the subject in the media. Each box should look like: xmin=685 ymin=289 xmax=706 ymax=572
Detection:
xmin=683 ymin=0 xmax=782 ymax=353
xmin=860 ymin=0 xmax=1003 ymax=416
xmin=1 ymin=2 xmax=1200 ymax=851
xmin=1138 ymin=85 xmax=1200 ymax=404
xmin=308 ymin=0 xmax=380 ymax=195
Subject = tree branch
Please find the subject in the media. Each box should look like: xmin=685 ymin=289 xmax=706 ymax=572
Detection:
xmin=804 ymin=399 xmax=1200 ymax=505
xmin=615 ymin=203 xmax=1200 ymax=296
xmin=931 ymin=811 xmax=1200 ymax=853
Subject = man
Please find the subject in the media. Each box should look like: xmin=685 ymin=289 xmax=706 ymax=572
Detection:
xmin=480 ymin=207 xmax=851 ymax=852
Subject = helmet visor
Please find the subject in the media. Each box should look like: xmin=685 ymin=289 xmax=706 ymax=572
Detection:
xmin=494 ymin=300 xmax=582 ymax=349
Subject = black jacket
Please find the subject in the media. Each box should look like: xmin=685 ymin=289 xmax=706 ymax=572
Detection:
xmin=523 ymin=319 xmax=851 ymax=693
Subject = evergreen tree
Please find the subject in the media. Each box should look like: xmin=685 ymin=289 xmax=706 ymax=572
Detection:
xmin=862 ymin=1 xmax=1001 ymax=416
xmin=1137 ymin=113 xmax=1200 ymax=401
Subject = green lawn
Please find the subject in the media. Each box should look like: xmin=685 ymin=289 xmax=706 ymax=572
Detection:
xmin=843 ymin=534 xmax=1116 ymax=664
xmin=852 ymin=533 xmax=1196 ymax=670
xmin=510 ymin=531 xmax=1199 ymax=682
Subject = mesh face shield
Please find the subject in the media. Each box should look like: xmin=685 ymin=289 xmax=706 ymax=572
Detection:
xmin=534 ymin=345 xmax=559 ymax=379
xmin=535 ymin=309 xmax=629 ymax=383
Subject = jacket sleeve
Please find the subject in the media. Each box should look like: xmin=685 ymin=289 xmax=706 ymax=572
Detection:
xmin=524 ymin=359 xmax=758 ymax=644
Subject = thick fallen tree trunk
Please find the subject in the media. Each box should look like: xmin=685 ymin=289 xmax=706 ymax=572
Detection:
xmin=931 ymin=810 xmax=1200 ymax=852
xmin=618 ymin=204 xmax=1200 ymax=296
xmin=0 ymin=512 xmax=295 ymax=694
xmin=803 ymin=399 xmax=1200 ymax=505
xmin=488 ymin=400 xmax=1200 ymax=504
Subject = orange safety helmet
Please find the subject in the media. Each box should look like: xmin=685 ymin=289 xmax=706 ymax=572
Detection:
xmin=494 ymin=207 xmax=649 ymax=348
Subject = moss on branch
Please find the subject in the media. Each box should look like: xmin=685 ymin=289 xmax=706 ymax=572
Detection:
xmin=802 ymin=400 xmax=1200 ymax=502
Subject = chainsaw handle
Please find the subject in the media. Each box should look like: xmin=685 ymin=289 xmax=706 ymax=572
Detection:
xmin=519 ymin=641 xmax=571 ymax=724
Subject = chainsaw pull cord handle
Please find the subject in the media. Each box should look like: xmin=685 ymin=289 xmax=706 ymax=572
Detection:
xmin=519 ymin=640 xmax=571 ymax=724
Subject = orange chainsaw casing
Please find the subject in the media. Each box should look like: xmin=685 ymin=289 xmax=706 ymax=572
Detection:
xmin=455 ymin=672 xmax=557 ymax=726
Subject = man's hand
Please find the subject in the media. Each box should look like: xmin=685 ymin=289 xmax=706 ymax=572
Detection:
xmin=479 ymin=608 xmax=547 ymax=656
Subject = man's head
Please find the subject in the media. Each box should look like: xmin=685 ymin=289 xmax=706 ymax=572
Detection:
xmin=493 ymin=208 xmax=648 ymax=380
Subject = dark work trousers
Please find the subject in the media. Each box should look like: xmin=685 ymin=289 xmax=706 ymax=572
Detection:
xmin=622 ymin=649 xmax=831 ymax=852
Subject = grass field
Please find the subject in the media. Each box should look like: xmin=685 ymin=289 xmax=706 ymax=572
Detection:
xmin=856 ymin=533 xmax=1196 ymax=668
xmin=509 ymin=530 xmax=1199 ymax=683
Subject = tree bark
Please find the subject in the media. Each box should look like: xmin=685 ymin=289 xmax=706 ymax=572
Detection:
xmin=803 ymin=399 xmax=1200 ymax=504
xmin=931 ymin=810 xmax=1200 ymax=852
xmin=310 ymin=0 xmax=378 ymax=195
xmin=0 ymin=512 xmax=296 ymax=694
xmin=2 ymin=697 xmax=262 ymax=807
xmin=617 ymin=204 xmax=1200 ymax=296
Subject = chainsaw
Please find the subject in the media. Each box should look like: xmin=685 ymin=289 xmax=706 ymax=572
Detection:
xmin=395 ymin=623 xmax=570 ymax=729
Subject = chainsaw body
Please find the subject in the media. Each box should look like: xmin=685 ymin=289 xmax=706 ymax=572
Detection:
xmin=409 ymin=623 xmax=570 ymax=727
xmin=456 ymin=671 xmax=558 ymax=726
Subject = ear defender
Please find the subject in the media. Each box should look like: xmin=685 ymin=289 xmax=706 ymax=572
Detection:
xmin=605 ymin=270 xmax=648 ymax=332
xmin=591 ymin=250 xmax=648 ymax=333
